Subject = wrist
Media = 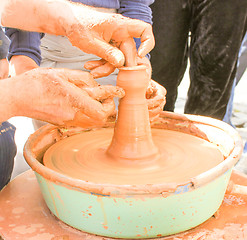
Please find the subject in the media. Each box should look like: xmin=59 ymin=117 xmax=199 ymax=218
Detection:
xmin=9 ymin=55 xmax=38 ymax=76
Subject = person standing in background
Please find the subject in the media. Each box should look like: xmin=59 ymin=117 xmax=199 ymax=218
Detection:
xmin=223 ymin=31 xmax=247 ymax=126
xmin=150 ymin=0 xmax=247 ymax=120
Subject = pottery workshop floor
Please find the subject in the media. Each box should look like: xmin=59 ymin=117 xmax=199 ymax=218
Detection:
xmin=9 ymin=68 xmax=247 ymax=179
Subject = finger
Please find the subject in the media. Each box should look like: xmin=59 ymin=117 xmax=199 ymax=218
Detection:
xmin=67 ymin=86 xmax=110 ymax=122
xmin=57 ymin=68 xmax=99 ymax=87
xmin=65 ymin=111 xmax=105 ymax=128
xmin=83 ymin=85 xmax=125 ymax=101
xmin=146 ymin=81 xmax=158 ymax=99
xmin=149 ymin=105 xmax=164 ymax=120
xmin=137 ymin=24 xmax=155 ymax=57
xmin=120 ymin=38 xmax=137 ymax=67
xmin=127 ymin=20 xmax=155 ymax=57
xmin=101 ymin=98 xmax=116 ymax=118
xmin=146 ymin=87 xmax=155 ymax=99
xmin=152 ymin=80 xmax=167 ymax=96
xmin=147 ymin=95 xmax=166 ymax=109
xmin=90 ymin=62 xmax=116 ymax=79
xmin=87 ymin=37 xmax=125 ymax=68
xmin=84 ymin=59 xmax=106 ymax=70
xmin=147 ymin=80 xmax=167 ymax=102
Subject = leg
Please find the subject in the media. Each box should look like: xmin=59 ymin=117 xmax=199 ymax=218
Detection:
xmin=222 ymin=77 xmax=236 ymax=126
xmin=223 ymin=30 xmax=247 ymax=124
xmin=185 ymin=0 xmax=247 ymax=119
xmin=0 ymin=122 xmax=17 ymax=190
xmin=150 ymin=0 xmax=191 ymax=111
xmin=236 ymin=31 xmax=247 ymax=85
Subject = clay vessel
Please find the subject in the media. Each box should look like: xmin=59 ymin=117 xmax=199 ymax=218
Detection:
xmin=107 ymin=65 xmax=159 ymax=161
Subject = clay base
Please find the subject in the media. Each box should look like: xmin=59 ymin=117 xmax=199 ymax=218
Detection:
xmin=43 ymin=128 xmax=223 ymax=185
xmin=0 ymin=170 xmax=247 ymax=239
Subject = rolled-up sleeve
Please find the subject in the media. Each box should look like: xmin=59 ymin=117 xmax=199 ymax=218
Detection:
xmin=5 ymin=28 xmax=43 ymax=65
xmin=118 ymin=0 xmax=154 ymax=24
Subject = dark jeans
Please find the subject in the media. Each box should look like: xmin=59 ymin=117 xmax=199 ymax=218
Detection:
xmin=0 ymin=122 xmax=16 ymax=190
xmin=150 ymin=0 xmax=247 ymax=120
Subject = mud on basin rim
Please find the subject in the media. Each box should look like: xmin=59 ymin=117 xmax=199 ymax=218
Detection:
xmin=23 ymin=113 xmax=243 ymax=196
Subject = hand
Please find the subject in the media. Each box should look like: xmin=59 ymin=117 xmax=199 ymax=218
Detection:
xmin=11 ymin=68 xmax=124 ymax=127
xmin=84 ymin=55 xmax=152 ymax=79
xmin=67 ymin=5 xmax=154 ymax=68
xmin=146 ymin=80 xmax=167 ymax=122
xmin=1 ymin=0 xmax=154 ymax=68
xmin=0 ymin=58 xmax=9 ymax=79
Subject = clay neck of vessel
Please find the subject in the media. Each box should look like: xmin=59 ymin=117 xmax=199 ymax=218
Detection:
xmin=107 ymin=65 xmax=159 ymax=161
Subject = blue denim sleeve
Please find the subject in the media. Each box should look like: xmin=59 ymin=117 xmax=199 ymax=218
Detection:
xmin=5 ymin=28 xmax=43 ymax=66
xmin=118 ymin=0 xmax=154 ymax=24
xmin=118 ymin=0 xmax=154 ymax=57
xmin=0 ymin=27 xmax=10 ymax=60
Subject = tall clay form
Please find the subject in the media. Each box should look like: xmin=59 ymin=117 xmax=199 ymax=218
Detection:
xmin=107 ymin=65 xmax=159 ymax=161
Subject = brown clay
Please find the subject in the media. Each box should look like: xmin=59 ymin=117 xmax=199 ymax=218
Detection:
xmin=43 ymin=127 xmax=223 ymax=185
xmin=107 ymin=65 xmax=159 ymax=161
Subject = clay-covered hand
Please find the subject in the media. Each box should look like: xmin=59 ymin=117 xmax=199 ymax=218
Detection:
xmin=0 ymin=58 xmax=9 ymax=79
xmin=84 ymin=55 xmax=152 ymax=80
xmin=67 ymin=5 xmax=154 ymax=68
xmin=11 ymin=68 xmax=124 ymax=127
xmin=146 ymin=80 xmax=167 ymax=122
xmin=1 ymin=0 xmax=154 ymax=68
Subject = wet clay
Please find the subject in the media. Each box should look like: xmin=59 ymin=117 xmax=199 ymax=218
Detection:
xmin=107 ymin=65 xmax=159 ymax=160
xmin=43 ymin=127 xmax=223 ymax=185
xmin=43 ymin=65 xmax=224 ymax=185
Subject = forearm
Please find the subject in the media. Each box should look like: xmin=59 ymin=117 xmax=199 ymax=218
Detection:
xmin=0 ymin=77 xmax=17 ymax=122
xmin=0 ymin=0 xmax=76 ymax=36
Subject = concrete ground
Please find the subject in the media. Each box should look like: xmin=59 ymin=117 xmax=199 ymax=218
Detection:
xmin=9 ymin=67 xmax=247 ymax=179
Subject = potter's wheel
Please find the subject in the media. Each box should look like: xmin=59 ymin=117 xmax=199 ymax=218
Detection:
xmin=1 ymin=170 xmax=247 ymax=240
xmin=23 ymin=111 xmax=243 ymax=239
xmin=23 ymin=66 xmax=243 ymax=238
